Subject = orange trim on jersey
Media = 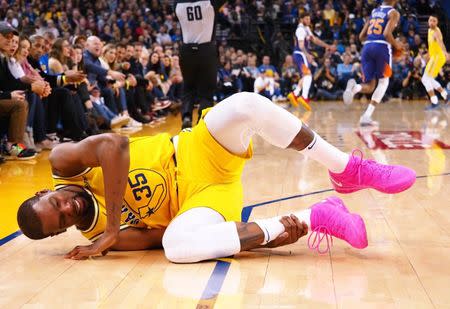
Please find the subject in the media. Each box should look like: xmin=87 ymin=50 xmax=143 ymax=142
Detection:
xmin=383 ymin=63 xmax=392 ymax=78
xmin=302 ymin=64 xmax=311 ymax=75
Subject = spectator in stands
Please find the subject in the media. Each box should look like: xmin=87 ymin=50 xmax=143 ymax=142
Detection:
xmin=241 ymin=54 xmax=259 ymax=92
xmin=218 ymin=61 xmax=237 ymax=100
xmin=402 ymin=57 xmax=426 ymax=99
xmin=258 ymin=55 xmax=280 ymax=80
xmin=254 ymin=69 xmax=281 ymax=100
xmin=401 ymin=13 xmax=419 ymax=35
xmin=84 ymin=36 xmax=125 ymax=115
xmin=314 ymin=58 xmax=343 ymax=100
xmin=337 ymin=53 xmax=356 ymax=90
xmin=11 ymin=35 xmax=55 ymax=151
xmin=281 ymin=55 xmax=299 ymax=96
xmin=27 ymin=35 xmax=89 ymax=141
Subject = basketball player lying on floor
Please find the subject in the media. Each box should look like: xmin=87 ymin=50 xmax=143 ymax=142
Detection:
xmin=17 ymin=92 xmax=416 ymax=263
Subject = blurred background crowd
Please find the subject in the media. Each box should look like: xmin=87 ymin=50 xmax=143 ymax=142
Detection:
xmin=0 ymin=0 xmax=449 ymax=160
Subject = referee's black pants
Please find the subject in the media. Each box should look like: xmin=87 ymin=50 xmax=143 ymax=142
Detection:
xmin=180 ymin=42 xmax=217 ymax=122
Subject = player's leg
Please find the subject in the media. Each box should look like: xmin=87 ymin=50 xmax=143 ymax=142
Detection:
xmin=422 ymin=56 xmax=447 ymax=109
xmin=162 ymin=197 xmax=367 ymax=263
xmin=343 ymin=44 xmax=377 ymax=105
xmin=358 ymin=44 xmax=391 ymax=126
xmin=289 ymin=51 xmax=312 ymax=111
xmin=204 ymin=92 xmax=416 ymax=193
xmin=196 ymin=44 xmax=218 ymax=123
xmin=179 ymin=45 xmax=197 ymax=128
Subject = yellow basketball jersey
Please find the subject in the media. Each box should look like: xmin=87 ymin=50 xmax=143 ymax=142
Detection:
xmin=52 ymin=134 xmax=178 ymax=241
xmin=428 ymin=28 xmax=444 ymax=57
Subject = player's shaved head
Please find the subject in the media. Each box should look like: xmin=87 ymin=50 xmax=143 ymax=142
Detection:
xmin=17 ymin=195 xmax=46 ymax=240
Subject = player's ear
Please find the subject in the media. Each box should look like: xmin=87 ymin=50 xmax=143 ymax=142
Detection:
xmin=35 ymin=189 xmax=51 ymax=197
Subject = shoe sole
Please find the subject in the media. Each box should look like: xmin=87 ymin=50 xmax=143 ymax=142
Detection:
xmin=4 ymin=154 xmax=37 ymax=161
xmin=287 ymin=94 xmax=299 ymax=107
xmin=153 ymin=103 xmax=172 ymax=111
xmin=111 ymin=118 xmax=131 ymax=129
xmin=331 ymin=176 xmax=416 ymax=194
xmin=343 ymin=90 xmax=353 ymax=105
xmin=298 ymin=97 xmax=312 ymax=111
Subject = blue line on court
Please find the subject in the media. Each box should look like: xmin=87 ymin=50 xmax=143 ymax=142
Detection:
xmin=200 ymin=260 xmax=232 ymax=301
xmin=241 ymin=188 xmax=334 ymax=222
xmin=0 ymin=231 xmax=22 ymax=246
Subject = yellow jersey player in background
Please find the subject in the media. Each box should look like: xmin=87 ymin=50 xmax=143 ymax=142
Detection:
xmin=422 ymin=14 xmax=449 ymax=110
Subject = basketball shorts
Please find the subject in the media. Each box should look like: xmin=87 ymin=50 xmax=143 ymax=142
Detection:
xmin=361 ymin=42 xmax=392 ymax=82
xmin=293 ymin=50 xmax=311 ymax=76
xmin=175 ymin=108 xmax=253 ymax=222
xmin=425 ymin=54 xmax=446 ymax=78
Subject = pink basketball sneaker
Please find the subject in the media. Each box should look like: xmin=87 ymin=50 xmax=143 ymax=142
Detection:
xmin=329 ymin=150 xmax=416 ymax=194
xmin=325 ymin=196 xmax=349 ymax=212
xmin=308 ymin=197 xmax=368 ymax=254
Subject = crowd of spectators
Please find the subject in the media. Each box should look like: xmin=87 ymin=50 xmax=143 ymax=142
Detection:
xmin=0 ymin=0 xmax=448 ymax=163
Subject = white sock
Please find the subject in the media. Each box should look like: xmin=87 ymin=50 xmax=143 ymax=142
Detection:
xmin=441 ymin=91 xmax=447 ymax=100
xmin=302 ymin=75 xmax=312 ymax=99
xmin=293 ymin=86 xmax=301 ymax=97
xmin=300 ymin=133 xmax=350 ymax=173
xmin=254 ymin=209 xmax=312 ymax=245
xmin=431 ymin=96 xmax=438 ymax=105
xmin=352 ymin=84 xmax=362 ymax=95
xmin=362 ymin=104 xmax=376 ymax=119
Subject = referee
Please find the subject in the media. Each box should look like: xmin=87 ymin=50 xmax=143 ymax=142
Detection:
xmin=175 ymin=0 xmax=226 ymax=129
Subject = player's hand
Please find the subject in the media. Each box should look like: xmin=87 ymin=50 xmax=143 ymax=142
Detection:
xmin=64 ymin=233 xmax=118 ymax=260
xmin=265 ymin=215 xmax=308 ymax=248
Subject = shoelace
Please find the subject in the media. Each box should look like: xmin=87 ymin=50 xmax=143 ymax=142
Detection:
xmin=351 ymin=149 xmax=394 ymax=185
xmin=308 ymin=225 xmax=333 ymax=254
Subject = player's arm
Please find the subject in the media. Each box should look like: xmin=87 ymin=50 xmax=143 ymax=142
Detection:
xmin=434 ymin=28 xmax=448 ymax=56
xmin=383 ymin=10 xmax=402 ymax=50
xmin=110 ymin=227 xmax=165 ymax=251
xmin=313 ymin=66 xmax=323 ymax=80
xmin=50 ymin=133 xmax=130 ymax=259
xmin=359 ymin=19 xmax=370 ymax=42
xmin=311 ymin=34 xmax=332 ymax=50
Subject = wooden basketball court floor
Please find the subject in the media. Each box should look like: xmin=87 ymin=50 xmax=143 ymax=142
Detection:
xmin=1 ymin=100 xmax=449 ymax=308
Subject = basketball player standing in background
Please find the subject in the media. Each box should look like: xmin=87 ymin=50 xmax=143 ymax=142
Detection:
xmin=343 ymin=0 xmax=402 ymax=126
xmin=421 ymin=15 xmax=449 ymax=110
xmin=175 ymin=0 xmax=226 ymax=129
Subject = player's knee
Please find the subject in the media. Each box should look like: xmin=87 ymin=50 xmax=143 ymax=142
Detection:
xmin=368 ymin=79 xmax=377 ymax=92
xmin=371 ymin=78 xmax=389 ymax=103
xmin=162 ymin=230 xmax=197 ymax=263
xmin=378 ymin=77 xmax=389 ymax=89
xmin=421 ymin=74 xmax=428 ymax=84
xmin=230 ymin=92 xmax=265 ymax=119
